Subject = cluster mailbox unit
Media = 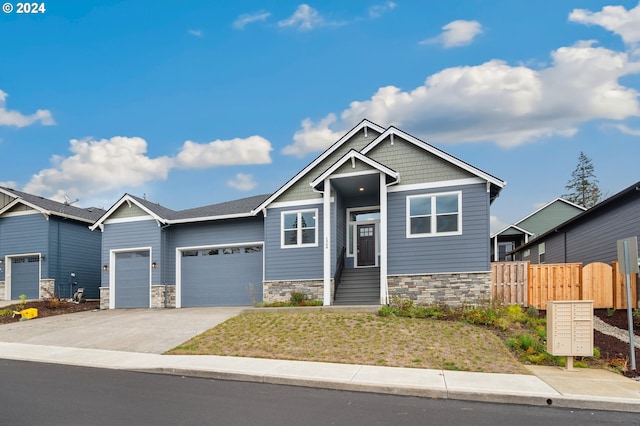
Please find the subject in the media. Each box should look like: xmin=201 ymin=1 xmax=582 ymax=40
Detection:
xmin=546 ymin=300 xmax=594 ymax=370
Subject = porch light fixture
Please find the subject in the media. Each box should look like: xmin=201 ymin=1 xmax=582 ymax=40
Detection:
xmin=0 ymin=259 xmax=3 ymax=265
xmin=359 ymin=187 xmax=365 ymax=192
xmin=152 ymin=262 xmax=158 ymax=269
xmin=103 ymin=265 xmax=108 ymax=271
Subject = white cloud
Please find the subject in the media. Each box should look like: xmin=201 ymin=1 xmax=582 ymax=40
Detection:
xmin=187 ymin=29 xmax=203 ymax=37
xmin=0 ymin=180 xmax=17 ymax=189
xmin=615 ymin=123 xmax=640 ymax=136
xmin=0 ymin=90 xmax=55 ymax=127
xmin=227 ymin=173 xmax=257 ymax=191
xmin=282 ymin=114 xmax=345 ymax=157
xmin=286 ymin=41 xmax=640 ymax=154
xmin=233 ymin=11 xmax=271 ymax=29
xmin=369 ymin=1 xmax=396 ymax=19
xmin=23 ymin=136 xmax=173 ymax=201
xmin=490 ymin=215 xmax=508 ymax=235
xmin=569 ymin=3 xmax=640 ymax=45
xmin=175 ymin=136 xmax=273 ymax=168
xmin=279 ymin=4 xmax=324 ymax=30
xmin=420 ymin=20 xmax=483 ymax=48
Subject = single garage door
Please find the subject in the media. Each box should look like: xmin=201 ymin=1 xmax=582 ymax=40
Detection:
xmin=114 ymin=250 xmax=150 ymax=308
xmin=11 ymin=256 xmax=40 ymax=299
xmin=181 ymin=245 xmax=263 ymax=307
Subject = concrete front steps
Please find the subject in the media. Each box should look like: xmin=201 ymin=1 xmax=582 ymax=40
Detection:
xmin=333 ymin=267 xmax=380 ymax=305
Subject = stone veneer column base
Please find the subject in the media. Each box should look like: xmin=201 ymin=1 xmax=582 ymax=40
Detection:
xmin=387 ymin=272 xmax=491 ymax=306
xmin=99 ymin=287 xmax=109 ymax=309
xmin=0 ymin=281 xmax=4 ymax=300
xmin=151 ymin=285 xmax=175 ymax=308
xmin=100 ymin=285 xmax=176 ymax=309
xmin=39 ymin=279 xmax=55 ymax=299
xmin=263 ymin=279 xmax=333 ymax=304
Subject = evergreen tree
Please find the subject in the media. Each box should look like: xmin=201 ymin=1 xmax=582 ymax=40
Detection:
xmin=563 ymin=151 xmax=602 ymax=208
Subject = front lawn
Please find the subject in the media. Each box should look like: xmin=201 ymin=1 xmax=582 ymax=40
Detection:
xmin=167 ymin=311 xmax=529 ymax=374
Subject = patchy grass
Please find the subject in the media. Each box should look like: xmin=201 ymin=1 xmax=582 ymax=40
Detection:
xmin=167 ymin=311 xmax=529 ymax=374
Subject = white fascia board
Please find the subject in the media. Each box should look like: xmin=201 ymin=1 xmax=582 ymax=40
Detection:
xmin=490 ymin=224 xmax=534 ymax=238
xmin=167 ymin=212 xmax=254 ymax=225
xmin=310 ymin=150 xmax=399 ymax=188
xmin=0 ymin=187 xmax=18 ymax=199
xmin=266 ymin=198 xmax=329 ymax=210
xmin=91 ymin=194 xmax=166 ymax=230
xmin=253 ymin=120 xmax=385 ymax=213
xmin=387 ymin=177 xmax=485 ymax=193
xmin=361 ymin=127 xmax=506 ymax=188
xmin=0 ymin=198 xmax=50 ymax=221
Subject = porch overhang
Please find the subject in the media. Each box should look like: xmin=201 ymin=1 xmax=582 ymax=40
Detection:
xmin=310 ymin=150 xmax=399 ymax=192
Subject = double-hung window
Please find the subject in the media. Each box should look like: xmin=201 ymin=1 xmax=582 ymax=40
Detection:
xmin=407 ymin=192 xmax=461 ymax=237
xmin=281 ymin=209 xmax=318 ymax=248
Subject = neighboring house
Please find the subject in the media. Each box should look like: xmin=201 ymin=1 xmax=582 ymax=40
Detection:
xmin=91 ymin=193 xmax=270 ymax=309
xmin=0 ymin=187 xmax=104 ymax=301
xmin=490 ymin=198 xmax=585 ymax=261
xmin=94 ymin=120 xmax=505 ymax=309
xmin=510 ymin=181 xmax=640 ymax=264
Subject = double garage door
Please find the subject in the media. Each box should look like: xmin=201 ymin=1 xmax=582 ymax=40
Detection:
xmin=113 ymin=245 xmax=263 ymax=308
xmin=180 ymin=245 xmax=263 ymax=307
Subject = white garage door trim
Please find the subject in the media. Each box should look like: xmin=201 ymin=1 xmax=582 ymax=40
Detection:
xmin=175 ymin=241 xmax=264 ymax=309
xmin=109 ymin=246 xmax=152 ymax=309
xmin=3 ymin=252 xmax=42 ymax=301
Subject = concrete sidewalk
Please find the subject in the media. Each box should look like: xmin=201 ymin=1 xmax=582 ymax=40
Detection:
xmin=0 ymin=341 xmax=639 ymax=413
xmin=0 ymin=305 xmax=639 ymax=412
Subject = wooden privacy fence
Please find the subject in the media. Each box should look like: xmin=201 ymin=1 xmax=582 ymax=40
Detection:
xmin=491 ymin=261 xmax=638 ymax=310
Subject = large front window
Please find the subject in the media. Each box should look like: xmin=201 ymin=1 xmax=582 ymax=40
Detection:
xmin=407 ymin=192 xmax=461 ymax=237
xmin=281 ymin=209 xmax=318 ymax=248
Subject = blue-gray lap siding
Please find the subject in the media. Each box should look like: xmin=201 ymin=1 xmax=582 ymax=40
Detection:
xmin=529 ymin=195 xmax=640 ymax=265
xmin=47 ymin=218 xmax=102 ymax=299
xmin=101 ymin=220 xmax=162 ymax=289
xmin=264 ymin=204 xmax=325 ymax=281
xmin=387 ymin=184 xmax=491 ymax=274
xmin=0 ymin=215 xmax=101 ymax=299
xmin=165 ymin=217 xmax=265 ymax=284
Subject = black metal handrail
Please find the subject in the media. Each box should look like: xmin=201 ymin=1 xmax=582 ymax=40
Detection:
xmin=333 ymin=246 xmax=346 ymax=300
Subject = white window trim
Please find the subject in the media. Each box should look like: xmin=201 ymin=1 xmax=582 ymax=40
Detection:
xmin=406 ymin=191 xmax=462 ymax=238
xmin=280 ymin=209 xmax=319 ymax=249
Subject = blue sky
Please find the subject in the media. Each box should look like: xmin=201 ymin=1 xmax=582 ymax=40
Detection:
xmin=1 ymin=0 xmax=639 ymax=232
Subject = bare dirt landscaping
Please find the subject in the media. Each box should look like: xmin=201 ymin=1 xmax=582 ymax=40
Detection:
xmin=0 ymin=300 xmax=99 ymax=324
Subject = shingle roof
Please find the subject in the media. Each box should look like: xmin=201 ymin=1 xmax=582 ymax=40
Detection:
xmin=110 ymin=193 xmax=271 ymax=223
xmin=0 ymin=187 xmax=106 ymax=223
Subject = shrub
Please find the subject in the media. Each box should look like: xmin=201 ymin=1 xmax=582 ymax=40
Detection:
xmin=0 ymin=308 xmax=14 ymax=317
xmin=290 ymin=291 xmax=307 ymax=305
xmin=378 ymin=306 xmax=397 ymax=317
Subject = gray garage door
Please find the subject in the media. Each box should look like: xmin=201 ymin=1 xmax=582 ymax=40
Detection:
xmin=114 ymin=250 xmax=150 ymax=308
xmin=181 ymin=245 xmax=263 ymax=307
xmin=11 ymin=256 xmax=40 ymax=299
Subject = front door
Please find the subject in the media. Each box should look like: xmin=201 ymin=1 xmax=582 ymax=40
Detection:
xmin=357 ymin=224 xmax=376 ymax=267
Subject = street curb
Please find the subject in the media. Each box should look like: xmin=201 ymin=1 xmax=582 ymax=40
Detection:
xmin=135 ymin=367 xmax=640 ymax=413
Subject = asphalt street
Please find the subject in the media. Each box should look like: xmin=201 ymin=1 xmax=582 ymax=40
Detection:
xmin=2 ymin=359 xmax=639 ymax=426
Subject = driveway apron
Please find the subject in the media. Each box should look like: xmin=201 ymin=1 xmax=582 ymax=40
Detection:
xmin=0 ymin=307 xmax=243 ymax=354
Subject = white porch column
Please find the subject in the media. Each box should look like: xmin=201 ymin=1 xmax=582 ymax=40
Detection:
xmin=493 ymin=235 xmax=498 ymax=262
xmin=379 ymin=173 xmax=388 ymax=304
xmin=323 ymin=178 xmax=332 ymax=306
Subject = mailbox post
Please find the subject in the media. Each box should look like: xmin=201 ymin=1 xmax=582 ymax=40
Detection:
xmin=547 ymin=300 xmax=593 ymax=370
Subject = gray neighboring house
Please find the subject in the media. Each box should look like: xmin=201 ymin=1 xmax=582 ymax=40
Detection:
xmin=490 ymin=198 xmax=585 ymax=261
xmin=0 ymin=187 xmax=104 ymax=300
xmin=94 ymin=120 xmax=505 ymax=309
xmin=510 ymin=181 xmax=640 ymax=264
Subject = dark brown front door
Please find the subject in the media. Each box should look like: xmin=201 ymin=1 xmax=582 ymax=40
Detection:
xmin=357 ymin=224 xmax=376 ymax=266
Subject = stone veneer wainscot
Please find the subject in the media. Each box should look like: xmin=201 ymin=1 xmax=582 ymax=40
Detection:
xmin=387 ymin=272 xmax=491 ymax=306
xmin=263 ymin=279 xmax=332 ymax=303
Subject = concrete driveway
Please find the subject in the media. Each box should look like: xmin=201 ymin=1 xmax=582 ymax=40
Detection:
xmin=0 ymin=307 xmax=243 ymax=354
